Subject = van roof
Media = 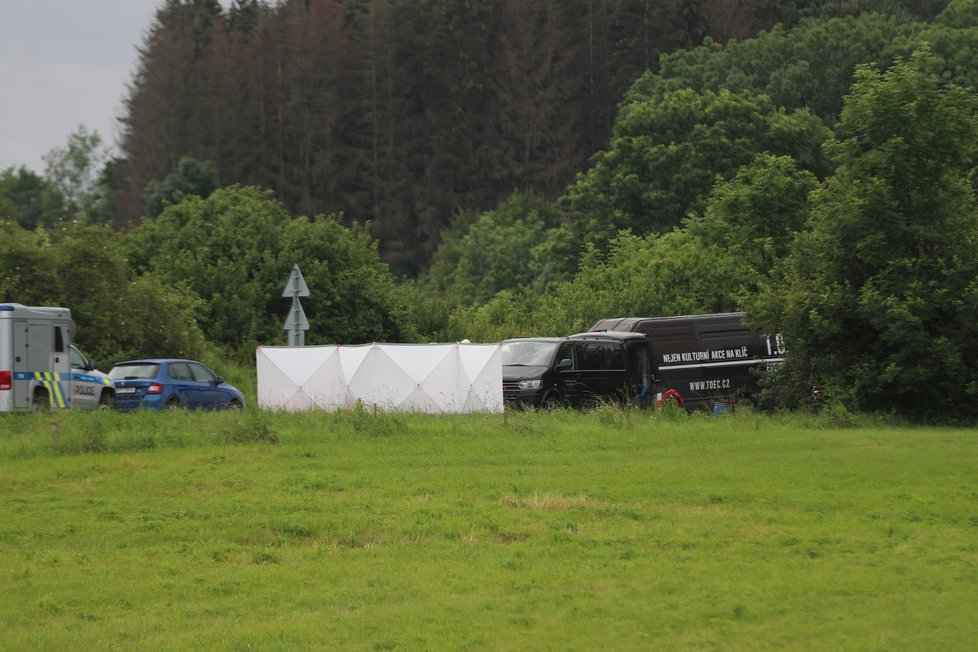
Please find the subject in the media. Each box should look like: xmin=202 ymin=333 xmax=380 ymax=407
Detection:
xmin=503 ymin=332 xmax=646 ymax=344
xmin=596 ymin=312 xmax=744 ymax=324
xmin=568 ymin=331 xmax=647 ymax=342
xmin=502 ymin=336 xmax=564 ymax=343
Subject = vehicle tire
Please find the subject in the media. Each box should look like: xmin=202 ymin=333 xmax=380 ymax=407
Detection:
xmin=226 ymin=399 xmax=243 ymax=411
xmin=165 ymin=398 xmax=183 ymax=411
xmin=33 ymin=390 xmax=50 ymax=412
xmin=98 ymin=391 xmax=115 ymax=410
xmin=540 ymin=391 xmax=563 ymax=411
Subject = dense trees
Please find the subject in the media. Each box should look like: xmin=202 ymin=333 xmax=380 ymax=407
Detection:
xmin=637 ymin=12 xmax=918 ymax=121
xmin=124 ymin=185 xmax=413 ymax=353
xmin=41 ymin=126 xmax=110 ymax=222
xmin=561 ymin=88 xmax=831 ymax=245
xmin=144 ymin=156 xmax=219 ymax=217
xmin=435 ymin=153 xmax=820 ymax=344
xmin=0 ymin=220 xmax=207 ymax=364
xmin=0 ymin=167 xmax=63 ymax=229
xmin=748 ymin=48 xmax=978 ymax=419
xmin=7 ymin=1 xmax=978 ymax=421
xmin=1 ymin=186 xmax=412 ymax=364
xmin=422 ymin=193 xmax=561 ymax=305
xmin=116 ymin=0 xmax=871 ymax=274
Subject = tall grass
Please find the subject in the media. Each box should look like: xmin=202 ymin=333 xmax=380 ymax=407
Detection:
xmin=1 ymin=407 xmax=976 ymax=650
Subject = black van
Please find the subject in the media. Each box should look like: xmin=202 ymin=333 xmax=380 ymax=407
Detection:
xmin=502 ymin=332 xmax=651 ymax=409
xmin=588 ymin=312 xmax=784 ymax=410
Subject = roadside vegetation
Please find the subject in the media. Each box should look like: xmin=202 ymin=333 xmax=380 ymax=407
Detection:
xmin=6 ymin=3 xmax=978 ymax=421
xmin=3 ymin=3 xmax=978 ymax=648
xmin=2 ymin=406 xmax=977 ymax=649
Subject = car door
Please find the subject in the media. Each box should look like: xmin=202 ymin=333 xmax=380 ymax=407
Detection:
xmin=69 ymin=345 xmax=96 ymax=409
xmin=576 ymin=340 xmax=626 ymax=403
xmin=188 ymin=362 xmax=224 ymax=409
xmin=553 ymin=341 xmax=584 ymax=405
xmin=166 ymin=362 xmax=200 ymax=408
xmin=625 ymin=339 xmax=652 ymax=403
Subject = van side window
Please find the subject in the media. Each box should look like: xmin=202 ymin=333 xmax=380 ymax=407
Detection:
xmin=578 ymin=342 xmax=624 ymax=370
xmin=54 ymin=326 xmax=65 ymax=353
xmin=606 ymin=343 xmax=625 ymax=369
xmin=556 ymin=342 xmax=576 ymax=369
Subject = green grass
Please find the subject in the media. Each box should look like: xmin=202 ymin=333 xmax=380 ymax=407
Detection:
xmin=1 ymin=407 xmax=977 ymax=650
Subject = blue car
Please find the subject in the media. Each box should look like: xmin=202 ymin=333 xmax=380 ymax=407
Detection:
xmin=108 ymin=359 xmax=245 ymax=412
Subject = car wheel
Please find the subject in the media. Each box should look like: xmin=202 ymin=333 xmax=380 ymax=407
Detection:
xmin=226 ymin=399 xmax=243 ymax=411
xmin=540 ymin=391 xmax=563 ymax=411
xmin=33 ymin=391 xmax=50 ymax=412
xmin=98 ymin=391 xmax=115 ymax=410
xmin=165 ymin=398 xmax=183 ymax=411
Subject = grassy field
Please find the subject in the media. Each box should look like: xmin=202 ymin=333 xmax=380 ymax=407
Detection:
xmin=1 ymin=406 xmax=977 ymax=650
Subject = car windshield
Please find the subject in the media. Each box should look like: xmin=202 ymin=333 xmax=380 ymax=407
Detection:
xmin=502 ymin=340 xmax=559 ymax=366
xmin=108 ymin=364 xmax=159 ymax=380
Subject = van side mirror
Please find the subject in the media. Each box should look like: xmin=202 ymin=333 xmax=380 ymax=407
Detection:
xmin=557 ymin=358 xmax=572 ymax=370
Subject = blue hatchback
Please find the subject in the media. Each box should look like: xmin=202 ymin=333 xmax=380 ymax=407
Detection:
xmin=108 ymin=359 xmax=245 ymax=412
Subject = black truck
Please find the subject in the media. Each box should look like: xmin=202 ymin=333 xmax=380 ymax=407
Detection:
xmin=588 ymin=312 xmax=784 ymax=410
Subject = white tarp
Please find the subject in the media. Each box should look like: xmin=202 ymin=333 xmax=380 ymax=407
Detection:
xmin=256 ymin=343 xmax=503 ymax=413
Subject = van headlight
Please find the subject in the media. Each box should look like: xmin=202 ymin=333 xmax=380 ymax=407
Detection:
xmin=518 ymin=379 xmax=541 ymax=390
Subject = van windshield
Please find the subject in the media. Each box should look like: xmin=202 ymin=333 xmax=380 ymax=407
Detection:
xmin=502 ymin=340 xmax=559 ymax=366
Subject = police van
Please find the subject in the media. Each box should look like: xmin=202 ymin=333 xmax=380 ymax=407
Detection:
xmin=588 ymin=312 xmax=784 ymax=410
xmin=0 ymin=303 xmax=115 ymax=412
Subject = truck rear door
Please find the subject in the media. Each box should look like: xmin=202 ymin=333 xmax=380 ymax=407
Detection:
xmin=12 ymin=319 xmax=29 ymax=409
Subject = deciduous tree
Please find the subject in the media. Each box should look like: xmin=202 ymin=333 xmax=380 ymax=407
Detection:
xmin=562 ymin=87 xmax=830 ymax=246
xmin=749 ymin=48 xmax=978 ymax=419
xmin=125 ymin=185 xmax=411 ymax=352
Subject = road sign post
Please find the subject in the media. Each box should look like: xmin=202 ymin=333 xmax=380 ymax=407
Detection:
xmin=282 ymin=264 xmax=310 ymax=346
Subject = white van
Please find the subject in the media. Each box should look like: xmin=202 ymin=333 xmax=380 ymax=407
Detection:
xmin=0 ymin=303 xmax=115 ymax=412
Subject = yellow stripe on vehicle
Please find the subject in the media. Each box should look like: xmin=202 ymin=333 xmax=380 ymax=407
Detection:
xmin=34 ymin=371 xmax=68 ymax=408
xmin=51 ymin=376 xmax=66 ymax=407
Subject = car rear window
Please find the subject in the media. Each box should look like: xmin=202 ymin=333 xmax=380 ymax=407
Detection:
xmin=108 ymin=364 xmax=159 ymax=380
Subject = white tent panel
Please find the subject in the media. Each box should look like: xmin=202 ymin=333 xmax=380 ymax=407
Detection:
xmin=458 ymin=344 xmax=499 ymax=382
xmin=399 ymin=385 xmax=443 ymax=412
xmin=460 ymin=345 xmax=503 ymax=413
xmin=302 ymin=349 xmax=350 ymax=407
xmin=413 ymin=347 xmax=462 ymax=410
xmin=257 ymin=343 xmax=502 ymax=413
xmin=337 ymin=344 xmax=373 ymax=381
xmin=347 ymin=346 xmax=418 ymax=409
xmin=263 ymin=345 xmax=328 ymax=385
xmin=282 ymin=391 xmax=316 ymax=412
xmin=256 ymin=346 xmax=308 ymax=409
xmin=380 ymin=344 xmax=458 ymax=384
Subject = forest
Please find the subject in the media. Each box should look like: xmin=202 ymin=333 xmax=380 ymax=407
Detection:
xmin=2 ymin=0 xmax=977 ymax=421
